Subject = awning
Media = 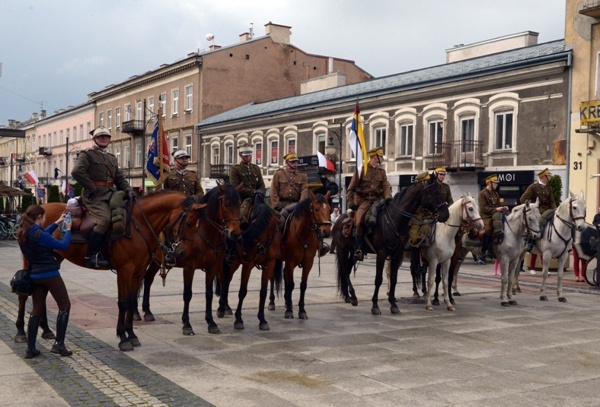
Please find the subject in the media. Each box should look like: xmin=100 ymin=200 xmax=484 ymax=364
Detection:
xmin=144 ymin=179 xmax=157 ymax=188
xmin=0 ymin=184 xmax=32 ymax=197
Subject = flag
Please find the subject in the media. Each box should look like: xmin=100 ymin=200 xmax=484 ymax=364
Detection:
xmin=347 ymin=102 xmax=368 ymax=177
xmin=145 ymin=120 xmax=170 ymax=184
xmin=23 ymin=170 xmax=39 ymax=185
xmin=316 ymin=151 xmax=336 ymax=172
xmin=61 ymin=180 xmax=67 ymax=195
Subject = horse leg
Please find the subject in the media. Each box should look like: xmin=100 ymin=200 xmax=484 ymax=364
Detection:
xmin=258 ymin=261 xmax=274 ymax=330
xmin=234 ymin=264 xmax=252 ymax=330
xmin=385 ymin=257 xmax=391 ymax=297
xmin=371 ymin=254 xmax=386 ymax=315
xmin=133 ymin=284 xmax=143 ymax=322
xmin=433 ymin=264 xmax=441 ymax=306
xmin=181 ymin=267 xmax=196 ymax=335
xmin=116 ymin=296 xmax=133 ymax=351
xmin=141 ymin=263 xmax=159 ymax=321
xmin=298 ymin=259 xmax=314 ymax=320
xmin=410 ymin=248 xmax=420 ymax=298
xmin=268 ymin=276 xmax=276 ymax=311
xmin=507 ymin=258 xmax=518 ymax=306
xmin=387 ymin=255 xmax=401 ymax=314
xmin=440 ymin=262 xmax=454 ymax=311
xmin=15 ymin=295 xmax=28 ymax=343
xmin=126 ymin=294 xmax=141 ymax=347
xmin=499 ymin=258 xmax=509 ymax=306
xmin=540 ymin=254 xmax=550 ymax=301
xmin=556 ymin=254 xmax=568 ymax=302
xmin=217 ymin=270 xmax=233 ymax=318
xmin=283 ymin=263 xmax=295 ymax=319
xmin=204 ymin=271 xmax=221 ymax=334
xmin=424 ymin=259 xmax=437 ymax=311
xmin=447 ymin=262 xmax=455 ymax=306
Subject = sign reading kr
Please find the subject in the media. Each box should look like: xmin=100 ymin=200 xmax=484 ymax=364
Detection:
xmin=580 ymin=100 xmax=600 ymax=126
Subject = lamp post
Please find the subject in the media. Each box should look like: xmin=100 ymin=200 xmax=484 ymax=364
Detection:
xmin=327 ymin=121 xmax=344 ymax=210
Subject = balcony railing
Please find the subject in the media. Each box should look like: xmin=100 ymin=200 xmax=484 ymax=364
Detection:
xmin=581 ymin=0 xmax=600 ymax=17
xmin=431 ymin=140 xmax=484 ymax=170
xmin=121 ymin=120 xmax=146 ymax=135
xmin=209 ymin=164 xmax=231 ymax=179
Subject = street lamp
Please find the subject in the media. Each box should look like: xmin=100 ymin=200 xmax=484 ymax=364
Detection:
xmin=327 ymin=121 xmax=344 ymax=210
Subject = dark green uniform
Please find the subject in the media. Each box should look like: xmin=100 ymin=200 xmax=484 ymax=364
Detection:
xmin=71 ymin=147 xmax=132 ymax=233
xmin=230 ymin=161 xmax=265 ymax=220
xmin=163 ymin=169 xmax=204 ymax=200
xmin=270 ymin=167 xmax=308 ymax=210
xmin=520 ymin=182 xmax=556 ymax=213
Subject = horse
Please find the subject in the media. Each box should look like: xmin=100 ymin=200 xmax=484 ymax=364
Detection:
xmin=331 ymin=177 xmax=450 ymax=315
xmin=492 ymin=199 xmax=542 ymax=306
xmin=271 ymin=191 xmax=332 ymax=319
xmin=218 ymin=198 xmax=281 ymax=331
xmin=520 ymin=192 xmax=586 ymax=302
xmin=423 ymin=194 xmax=483 ymax=311
xmin=137 ymin=184 xmax=242 ymax=335
xmin=15 ymin=191 xmax=205 ymax=351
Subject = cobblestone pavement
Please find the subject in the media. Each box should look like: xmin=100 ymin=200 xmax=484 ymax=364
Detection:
xmin=2 ymin=238 xmax=600 ymax=406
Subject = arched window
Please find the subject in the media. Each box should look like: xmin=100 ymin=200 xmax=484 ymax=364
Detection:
xmin=488 ymin=93 xmax=519 ymax=152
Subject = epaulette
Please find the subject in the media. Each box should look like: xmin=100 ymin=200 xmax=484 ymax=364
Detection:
xmin=84 ymin=147 xmax=95 ymax=152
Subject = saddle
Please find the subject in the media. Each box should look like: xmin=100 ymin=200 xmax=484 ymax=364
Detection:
xmin=409 ymin=216 xmax=437 ymax=248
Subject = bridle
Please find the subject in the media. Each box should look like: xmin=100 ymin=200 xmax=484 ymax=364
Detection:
xmin=446 ymin=197 xmax=482 ymax=232
xmin=556 ymin=197 xmax=585 ymax=230
xmin=505 ymin=204 xmax=540 ymax=239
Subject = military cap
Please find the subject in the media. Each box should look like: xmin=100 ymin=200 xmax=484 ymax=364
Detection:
xmin=485 ymin=174 xmax=499 ymax=184
xmin=91 ymin=127 xmax=111 ymax=138
xmin=284 ymin=153 xmax=299 ymax=161
xmin=434 ymin=167 xmax=447 ymax=175
xmin=173 ymin=149 xmax=190 ymax=159
xmin=368 ymin=147 xmax=384 ymax=157
xmin=415 ymin=171 xmax=430 ymax=182
xmin=538 ymin=168 xmax=552 ymax=178
xmin=239 ymin=148 xmax=253 ymax=156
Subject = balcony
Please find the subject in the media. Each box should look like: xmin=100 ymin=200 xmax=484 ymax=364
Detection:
xmin=209 ymin=164 xmax=231 ymax=180
xmin=0 ymin=157 xmax=5 ymax=166
xmin=430 ymin=140 xmax=484 ymax=171
xmin=580 ymin=0 xmax=600 ymax=18
xmin=38 ymin=147 xmax=52 ymax=156
xmin=121 ymin=120 xmax=146 ymax=135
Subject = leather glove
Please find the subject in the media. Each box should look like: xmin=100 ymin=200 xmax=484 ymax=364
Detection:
xmin=274 ymin=205 xmax=283 ymax=212
xmin=128 ymin=190 xmax=137 ymax=201
xmin=254 ymin=190 xmax=265 ymax=200
xmin=385 ymin=197 xmax=393 ymax=205
xmin=85 ymin=189 xmax=97 ymax=201
xmin=349 ymin=204 xmax=358 ymax=211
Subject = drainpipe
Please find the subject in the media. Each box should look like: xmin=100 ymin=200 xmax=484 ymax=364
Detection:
xmin=565 ymin=50 xmax=573 ymax=202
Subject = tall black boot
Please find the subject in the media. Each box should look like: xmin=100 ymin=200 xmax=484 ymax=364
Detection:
xmin=354 ymin=235 xmax=365 ymax=262
xmin=25 ymin=315 xmax=41 ymax=359
xmin=51 ymin=309 xmax=72 ymax=356
xmin=85 ymin=231 xmax=109 ymax=268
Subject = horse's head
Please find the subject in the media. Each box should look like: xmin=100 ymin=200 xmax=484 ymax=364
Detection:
xmin=308 ymin=190 xmax=332 ymax=238
xmin=216 ymin=184 xmax=242 ymax=241
xmin=420 ymin=178 xmax=450 ymax=222
xmin=461 ymin=193 xmax=483 ymax=231
xmin=567 ymin=190 xmax=587 ymax=232
xmin=522 ymin=198 xmax=542 ymax=240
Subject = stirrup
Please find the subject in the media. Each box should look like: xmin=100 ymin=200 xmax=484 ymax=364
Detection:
xmin=164 ymin=252 xmax=176 ymax=267
xmin=319 ymin=242 xmax=330 ymax=257
xmin=354 ymin=250 xmax=364 ymax=262
xmin=85 ymin=253 xmax=109 ymax=268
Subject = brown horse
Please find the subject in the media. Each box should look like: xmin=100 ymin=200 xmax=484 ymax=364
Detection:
xmin=217 ymin=197 xmax=281 ymax=331
xmin=270 ymin=191 xmax=331 ymax=319
xmin=138 ymin=184 xmax=242 ymax=335
xmin=15 ymin=191 xmax=204 ymax=351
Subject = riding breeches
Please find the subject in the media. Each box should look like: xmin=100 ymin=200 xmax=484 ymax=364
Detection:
xmin=30 ymin=276 xmax=71 ymax=317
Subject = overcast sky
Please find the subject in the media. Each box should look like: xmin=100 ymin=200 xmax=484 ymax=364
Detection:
xmin=0 ymin=0 xmax=566 ymax=126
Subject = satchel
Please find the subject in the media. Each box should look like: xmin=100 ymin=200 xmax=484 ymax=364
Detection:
xmin=10 ymin=268 xmax=33 ymax=296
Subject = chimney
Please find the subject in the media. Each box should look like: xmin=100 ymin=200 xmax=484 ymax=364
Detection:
xmin=31 ymin=112 xmax=38 ymax=121
xmin=328 ymin=57 xmax=334 ymax=74
xmin=209 ymin=44 xmax=222 ymax=51
xmin=8 ymin=119 xmax=15 ymax=127
xmin=264 ymin=22 xmax=291 ymax=45
xmin=239 ymin=32 xmax=251 ymax=42
xmin=40 ymin=109 xmax=46 ymax=119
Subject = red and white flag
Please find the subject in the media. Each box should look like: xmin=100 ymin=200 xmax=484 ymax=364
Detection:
xmin=23 ymin=170 xmax=39 ymax=185
xmin=316 ymin=151 xmax=336 ymax=172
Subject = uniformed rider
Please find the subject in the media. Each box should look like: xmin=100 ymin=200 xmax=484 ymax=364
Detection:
xmin=163 ymin=149 xmax=204 ymax=200
xmin=478 ymin=174 xmax=508 ymax=258
xmin=347 ymin=147 xmax=392 ymax=261
xmin=434 ymin=167 xmax=453 ymax=206
xmin=71 ymin=127 xmax=134 ymax=267
xmin=229 ymin=146 xmax=266 ymax=223
xmin=270 ymin=152 xmax=308 ymax=213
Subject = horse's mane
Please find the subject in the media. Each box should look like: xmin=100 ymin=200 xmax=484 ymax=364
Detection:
xmin=199 ymin=184 xmax=240 ymax=217
xmin=244 ymin=202 xmax=274 ymax=252
xmin=291 ymin=193 xmax=326 ymax=220
xmin=137 ymin=189 xmax=195 ymax=208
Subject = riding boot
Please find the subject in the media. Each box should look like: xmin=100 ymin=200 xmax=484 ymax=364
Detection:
xmin=526 ymin=236 xmax=535 ymax=252
xmin=354 ymin=235 xmax=365 ymax=262
xmin=318 ymin=239 xmax=330 ymax=257
xmin=85 ymin=231 xmax=109 ymax=268
xmin=25 ymin=315 xmax=41 ymax=359
xmin=51 ymin=309 xmax=72 ymax=357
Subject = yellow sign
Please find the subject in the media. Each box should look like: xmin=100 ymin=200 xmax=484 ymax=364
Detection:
xmin=580 ymin=100 xmax=600 ymax=125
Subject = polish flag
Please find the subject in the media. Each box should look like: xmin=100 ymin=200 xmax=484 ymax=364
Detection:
xmin=317 ymin=151 xmax=336 ymax=172
xmin=23 ymin=170 xmax=39 ymax=185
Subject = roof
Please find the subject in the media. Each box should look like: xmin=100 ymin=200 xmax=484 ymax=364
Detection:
xmin=198 ymin=39 xmax=569 ymax=129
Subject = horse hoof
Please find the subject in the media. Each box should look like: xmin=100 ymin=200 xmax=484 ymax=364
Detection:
xmin=390 ymin=306 xmax=400 ymax=315
xmin=259 ymin=322 xmax=270 ymax=331
xmin=447 ymin=306 xmax=456 ymax=312
xmin=453 ymin=292 xmax=461 ymax=297
xmin=132 ymin=312 xmax=142 ymax=322
xmin=41 ymin=331 xmax=56 ymax=340
xmin=285 ymin=311 xmax=294 ymax=319
xmin=225 ymin=308 xmax=233 ymax=316
xmin=182 ymin=327 xmax=195 ymax=336
xmin=432 ymin=299 xmax=440 ymax=306
xmin=119 ymin=341 xmax=134 ymax=352
xmin=144 ymin=313 xmax=155 ymax=322
xmin=501 ymin=302 xmax=509 ymax=307
xmin=351 ymin=299 xmax=358 ymax=307
xmin=540 ymin=296 xmax=548 ymax=302
xmin=208 ymin=326 xmax=221 ymax=334
xmin=425 ymin=305 xmax=434 ymax=311
xmin=514 ymin=287 xmax=521 ymax=293
xmin=234 ymin=321 xmax=244 ymax=330
xmin=216 ymin=310 xmax=225 ymax=319
xmin=298 ymin=312 xmax=308 ymax=320
xmin=129 ymin=337 xmax=141 ymax=347
xmin=412 ymin=293 xmax=420 ymax=299
xmin=344 ymin=297 xmax=352 ymax=304
xmin=14 ymin=334 xmax=27 ymax=343
xmin=371 ymin=307 xmax=381 ymax=315
xmin=268 ymin=303 xmax=276 ymax=311
xmin=558 ymin=297 xmax=567 ymax=303
xmin=509 ymin=300 xmax=518 ymax=305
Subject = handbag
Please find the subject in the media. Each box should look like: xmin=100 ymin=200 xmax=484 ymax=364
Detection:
xmin=10 ymin=267 xmax=33 ymax=296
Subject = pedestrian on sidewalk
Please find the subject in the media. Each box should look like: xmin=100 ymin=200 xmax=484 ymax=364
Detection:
xmin=17 ymin=205 xmax=73 ymax=359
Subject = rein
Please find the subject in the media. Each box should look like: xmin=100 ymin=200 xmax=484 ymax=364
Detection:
xmin=544 ymin=197 xmax=584 ymax=259
xmin=445 ymin=198 xmax=482 ymax=232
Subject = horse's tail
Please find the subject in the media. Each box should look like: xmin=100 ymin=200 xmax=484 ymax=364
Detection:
xmin=214 ymin=275 xmax=221 ymax=298
xmin=274 ymin=259 xmax=283 ymax=297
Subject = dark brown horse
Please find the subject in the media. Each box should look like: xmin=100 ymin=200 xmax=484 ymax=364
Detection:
xmin=331 ymin=177 xmax=450 ymax=315
xmin=138 ymin=184 xmax=242 ymax=335
xmin=15 ymin=191 xmax=204 ymax=351
xmin=218 ymin=197 xmax=281 ymax=331
xmin=271 ymin=191 xmax=331 ymax=319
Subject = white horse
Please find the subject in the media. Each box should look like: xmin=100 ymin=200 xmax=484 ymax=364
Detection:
xmin=494 ymin=199 xmax=541 ymax=306
xmin=530 ymin=191 xmax=586 ymax=302
xmin=424 ymin=194 xmax=484 ymax=311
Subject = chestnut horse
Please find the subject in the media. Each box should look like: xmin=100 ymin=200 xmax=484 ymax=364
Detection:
xmin=15 ymin=191 xmax=204 ymax=351
xmin=138 ymin=184 xmax=242 ymax=335
xmin=270 ymin=191 xmax=332 ymax=319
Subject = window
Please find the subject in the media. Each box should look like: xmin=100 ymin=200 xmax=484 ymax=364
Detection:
xmin=460 ymin=117 xmax=475 ymax=152
xmin=59 ymin=130 xmax=63 ymax=145
xmin=124 ymin=145 xmax=130 ymax=167
xmin=254 ymin=142 xmax=262 ymax=166
xmin=185 ymin=135 xmax=192 ymax=157
xmin=270 ymin=140 xmax=279 ymax=164
xmin=225 ymin=144 xmax=234 ymax=165
xmin=159 ymin=93 xmax=166 ymax=116
xmin=86 ymin=122 xmax=91 ymax=138
xmin=172 ymin=89 xmax=179 ymax=115
xmin=66 ymin=128 xmax=70 ymax=143
xmin=135 ymin=142 xmax=142 ymax=167
xmin=107 ymin=110 xmax=112 ymax=130
xmin=212 ymin=146 xmax=220 ymax=165
xmin=287 ymin=138 xmax=296 ymax=154
xmin=495 ymin=112 xmax=513 ymax=150
xmin=136 ymin=101 xmax=143 ymax=121
xmin=79 ymin=124 xmax=84 ymax=140
xmin=125 ymin=104 xmax=131 ymax=121
xmin=116 ymin=107 xmax=121 ymax=127
xmin=316 ymin=133 xmax=326 ymax=154
xmin=148 ymin=97 xmax=155 ymax=118
xmin=185 ymin=85 xmax=193 ymax=111
xmin=99 ymin=112 xmax=104 ymax=127
xmin=428 ymin=120 xmax=444 ymax=155
xmin=115 ymin=146 xmax=121 ymax=166
xmin=170 ymin=137 xmax=178 ymax=154
xmin=374 ymin=127 xmax=386 ymax=155
xmin=398 ymin=124 xmax=413 ymax=157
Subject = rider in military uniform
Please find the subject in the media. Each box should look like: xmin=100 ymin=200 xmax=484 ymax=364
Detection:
xmin=520 ymin=168 xmax=557 ymax=272
xmin=71 ymin=127 xmax=134 ymax=267
xmin=270 ymin=152 xmax=308 ymax=212
xmin=434 ymin=167 xmax=453 ymax=206
xmin=408 ymin=171 xmax=436 ymax=247
xmin=229 ymin=146 xmax=266 ymax=223
xmin=478 ymin=174 xmax=508 ymax=258
xmin=163 ymin=149 xmax=204 ymax=200
xmin=347 ymin=147 xmax=392 ymax=261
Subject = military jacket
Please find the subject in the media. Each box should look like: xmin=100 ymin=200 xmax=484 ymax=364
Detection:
xmin=347 ymin=166 xmax=392 ymax=206
xmin=439 ymin=182 xmax=453 ymax=206
xmin=270 ymin=168 xmax=308 ymax=208
xmin=229 ymin=161 xmax=265 ymax=200
xmin=163 ymin=169 xmax=204 ymax=199
xmin=520 ymin=182 xmax=556 ymax=213
xmin=478 ymin=188 xmax=502 ymax=220
xmin=71 ymin=147 xmax=130 ymax=193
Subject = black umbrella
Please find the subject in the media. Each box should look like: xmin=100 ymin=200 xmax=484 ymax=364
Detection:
xmin=574 ymin=222 xmax=598 ymax=261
